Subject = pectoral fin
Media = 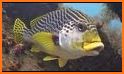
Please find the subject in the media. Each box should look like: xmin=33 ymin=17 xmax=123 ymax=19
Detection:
xmin=32 ymin=32 xmax=57 ymax=52
xmin=58 ymin=58 xmax=68 ymax=67
xmin=43 ymin=56 xmax=58 ymax=61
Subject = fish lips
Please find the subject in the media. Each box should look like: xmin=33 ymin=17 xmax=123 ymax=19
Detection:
xmin=83 ymin=41 xmax=104 ymax=52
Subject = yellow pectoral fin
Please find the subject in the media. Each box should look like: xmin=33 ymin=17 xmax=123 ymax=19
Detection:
xmin=58 ymin=58 xmax=68 ymax=67
xmin=32 ymin=32 xmax=57 ymax=52
xmin=43 ymin=56 xmax=58 ymax=61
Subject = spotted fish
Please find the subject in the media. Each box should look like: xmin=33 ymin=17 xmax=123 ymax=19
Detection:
xmin=13 ymin=8 xmax=104 ymax=67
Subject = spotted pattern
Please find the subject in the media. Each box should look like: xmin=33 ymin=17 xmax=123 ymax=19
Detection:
xmin=13 ymin=18 xmax=28 ymax=43
xmin=28 ymin=8 xmax=95 ymax=36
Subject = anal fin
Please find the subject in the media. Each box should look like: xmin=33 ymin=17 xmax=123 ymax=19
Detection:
xmin=58 ymin=58 xmax=68 ymax=67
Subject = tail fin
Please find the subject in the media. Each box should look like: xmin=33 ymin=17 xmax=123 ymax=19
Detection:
xmin=13 ymin=18 xmax=28 ymax=43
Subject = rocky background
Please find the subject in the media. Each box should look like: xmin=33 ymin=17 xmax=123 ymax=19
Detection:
xmin=2 ymin=3 xmax=122 ymax=71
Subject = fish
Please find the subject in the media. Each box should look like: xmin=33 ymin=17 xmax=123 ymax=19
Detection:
xmin=13 ymin=8 xmax=104 ymax=67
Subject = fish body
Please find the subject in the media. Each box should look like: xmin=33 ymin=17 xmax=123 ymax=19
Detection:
xmin=13 ymin=8 xmax=104 ymax=67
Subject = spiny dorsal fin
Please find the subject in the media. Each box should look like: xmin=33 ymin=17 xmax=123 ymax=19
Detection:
xmin=30 ymin=14 xmax=47 ymax=28
xmin=30 ymin=8 xmax=66 ymax=28
xmin=30 ymin=16 xmax=42 ymax=28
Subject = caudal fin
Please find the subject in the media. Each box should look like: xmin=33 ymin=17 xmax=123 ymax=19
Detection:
xmin=13 ymin=18 xmax=28 ymax=43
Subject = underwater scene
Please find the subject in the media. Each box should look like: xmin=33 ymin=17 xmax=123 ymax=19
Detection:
xmin=2 ymin=3 xmax=122 ymax=71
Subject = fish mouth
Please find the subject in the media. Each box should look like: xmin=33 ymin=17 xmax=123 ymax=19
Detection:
xmin=83 ymin=42 xmax=104 ymax=52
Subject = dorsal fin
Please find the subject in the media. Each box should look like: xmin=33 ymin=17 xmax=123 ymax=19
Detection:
xmin=30 ymin=14 xmax=48 ymax=28
xmin=30 ymin=8 xmax=66 ymax=28
xmin=30 ymin=16 xmax=43 ymax=28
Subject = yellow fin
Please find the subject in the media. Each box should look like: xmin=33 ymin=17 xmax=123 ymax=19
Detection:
xmin=13 ymin=18 xmax=27 ymax=43
xmin=43 ymin=56 xmax=58 ymax=61
xmin=32 ymin=32 xmax=57 ymax=52
xmin=58 ymin=58 xmax=68 ymax=67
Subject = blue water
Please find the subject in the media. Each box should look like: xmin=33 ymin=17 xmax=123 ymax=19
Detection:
xmin=63 ymin=3 xmax=122 ymax=29
xmin=63 ymin=3 xmax=103 ymax=16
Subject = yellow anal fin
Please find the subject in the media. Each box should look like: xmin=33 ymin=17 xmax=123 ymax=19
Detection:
xmin=43 ymin=56 xmax=58 ymax=61
xmin=58 ymin=58 xmax=68 ymax=67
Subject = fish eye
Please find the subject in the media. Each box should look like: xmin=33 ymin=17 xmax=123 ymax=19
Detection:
xmin=77 ymin=24 xmax=87 ymax=32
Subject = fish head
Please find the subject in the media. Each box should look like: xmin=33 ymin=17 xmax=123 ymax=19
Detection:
xmin=59 ymin=20 xmax=104 ymax=56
